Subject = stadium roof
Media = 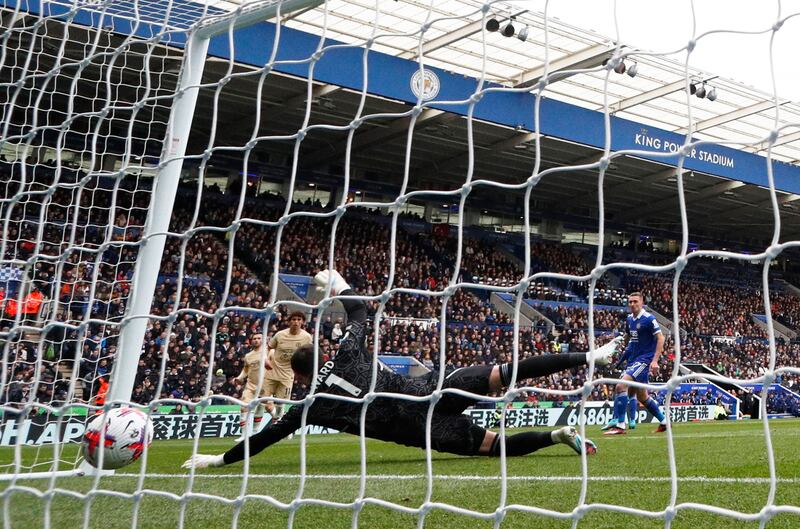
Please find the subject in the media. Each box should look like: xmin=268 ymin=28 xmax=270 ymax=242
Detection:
xmin=189 ymin=0 xmax=800 ymax=243
xmin=4 ymin=0 xmax=800 ymax=245
xmin=200 ymin=0 xmax=800 ymax=164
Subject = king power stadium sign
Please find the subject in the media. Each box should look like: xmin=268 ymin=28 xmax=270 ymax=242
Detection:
xmin=634 ymin=129 xmax=734 ymax=169
xmin=0 ymin=404 xmax=716 ymax=446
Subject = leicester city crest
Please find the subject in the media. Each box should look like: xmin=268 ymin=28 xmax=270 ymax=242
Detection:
xmin=410 ymin=69 xmax=440 ymax=101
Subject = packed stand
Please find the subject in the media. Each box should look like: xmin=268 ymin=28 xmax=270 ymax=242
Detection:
xmin=4 ymin=170 xmax=800 ymax=413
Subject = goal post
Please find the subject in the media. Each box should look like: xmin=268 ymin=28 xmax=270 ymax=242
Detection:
xmin=0 ymin=0 xmax=322 ymax=481
xmin=111 ymin=0 xmax=325 ymax=413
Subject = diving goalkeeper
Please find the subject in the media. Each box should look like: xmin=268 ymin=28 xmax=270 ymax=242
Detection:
xmin=184 ymin=270 xmax=619 ymax=469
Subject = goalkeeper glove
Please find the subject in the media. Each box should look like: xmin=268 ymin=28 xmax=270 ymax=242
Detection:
xmin=182 ymin=454 xmax=225 ymax=469
xmin=313 ymin=269 xmax=352 ymax=296
xmin=589 ymin=335 xmax=624 ymax=366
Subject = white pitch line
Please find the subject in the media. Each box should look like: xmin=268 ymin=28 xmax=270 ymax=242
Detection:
xmin=115 ymin=473 xmax=800 ymax=484
xmin=607 ymin=431 xmax=771 ymax=440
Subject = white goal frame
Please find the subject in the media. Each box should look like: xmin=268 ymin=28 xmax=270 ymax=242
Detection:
xmin=0 ymin=0 xmax=323 ymax=481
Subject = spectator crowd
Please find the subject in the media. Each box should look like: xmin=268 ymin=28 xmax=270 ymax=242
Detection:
xmin=2 ymin=163 xmax=800 ymax=416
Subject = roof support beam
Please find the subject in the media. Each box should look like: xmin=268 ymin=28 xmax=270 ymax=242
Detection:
xmin=614 ymin=179 xmax=746 ymax=223
xmin=566 ymin=163 xmax=687 ymax=211
xmin=751 ymin=129 xmax=800 ymax=153
xmin=301 ymin=108 xmax=455 ymax=168
xmin=608 ymin=76 xmax=717 ymax=115
xmin=398 ymin=10 xmax=527 ymax=60
xmin=697 ymin=192 xmax=800 ymax=223
xmin=205 ymin=83 xmax=340 ymax=134
xmin=267 ymin=83 xmax=341 ymax=123
xmin=674 ymin=99 xmax=787 ymax=134
xmin=416 ymin=131 xmax=539 ymax=182
xmin=398 ymin=20 xmax=483 ymax=60
xmin=612 ymin=165 xmax=685 ymax=190
xmin=514 ymin=42 xmax=614 ymax=89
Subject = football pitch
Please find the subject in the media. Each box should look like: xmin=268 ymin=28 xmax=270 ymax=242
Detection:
xmin=2 ymin=420 xmax=799 ymax=529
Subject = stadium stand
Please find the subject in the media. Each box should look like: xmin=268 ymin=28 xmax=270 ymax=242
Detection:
xmin=2 ymin=170 xmax=800 ymax=413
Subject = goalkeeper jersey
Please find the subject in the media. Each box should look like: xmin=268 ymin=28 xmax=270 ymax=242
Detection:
xmin=246 ymin=312 xmax=445 ymax=450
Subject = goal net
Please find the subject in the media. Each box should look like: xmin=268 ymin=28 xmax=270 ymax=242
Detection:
xmin=1 ymin=0 xmax=799 ymax=527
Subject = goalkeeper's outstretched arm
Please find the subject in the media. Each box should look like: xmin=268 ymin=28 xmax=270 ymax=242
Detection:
xmin=313 ymin=269 xmax=367 ymax=357
xmin=314 ymin=269 xmax=366 ymax=325
xmin=182 ymin=408 xmax=302 ymax=469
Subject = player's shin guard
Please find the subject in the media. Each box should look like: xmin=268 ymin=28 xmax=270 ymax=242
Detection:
xmin=613 ymin=394 xmax=629 ymax=425
xmin=644 ymin=397 xmax=666 ymax=422
xmin=490 ymin=431 xmax=555 ymax=456
xmin=499 ymin=353 xmax=586 ymax=387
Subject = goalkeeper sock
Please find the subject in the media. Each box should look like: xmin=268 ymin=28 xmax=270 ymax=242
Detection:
xmin=490 ymin=431 xmax=554 ymax=456
xmin=613 ymin=394 xmax=629 ymax=425
xmin=627 ymin=397 xmax=638 ymax=423
xmin=499 ymin=353 xmax=585 ymax=387
xmin=644 ymin=397 xmax=666 ymax=422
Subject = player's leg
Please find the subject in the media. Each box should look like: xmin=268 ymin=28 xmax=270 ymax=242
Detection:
xmin=252 ymin=400 xmax=266 ymax=433
xmin=493 ymin=341 xmax=619 ymax=392
xmin=427 ymin=415 xmax=597 ymax=457
xmin=273 ymin=381 xmax=293 ymax=439
xmin=273 ymin=381 xmax=292 ymax=419
xmin=603 ymin=377 xmax=632 ymax=434
xmin=605 ymin=361 xmax=649 ymax=435
xmin=483 ymin=427 xmax=597 ymax=456
xmin=627 ymin=394 xmax=639 ymax=429
xmin=250 ymin=382 xmax=275 ymax=434
xmin=435 ymin=344 xmax=619 ymax=415
xmin=637 ymin=387 xmax=667 ymax=432
xmin=237 ymin=385 xmax=256 ymax=442
xmin=444 ymin=348 xmax=615 ymax=400
xmin=262 ymin=379 xmax=278 ymax=421
xmin=435 ymin=356 xmax=580 ymax=414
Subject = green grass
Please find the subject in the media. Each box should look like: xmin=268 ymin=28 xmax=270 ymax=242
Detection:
xmin=3 ymin=420 xmax=800 ymax=529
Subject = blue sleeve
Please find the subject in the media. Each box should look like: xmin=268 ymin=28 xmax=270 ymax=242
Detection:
xmin=650 ymin=316 xmax=662 ymax=335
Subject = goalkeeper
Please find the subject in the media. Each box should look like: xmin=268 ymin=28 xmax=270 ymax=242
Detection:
xmin=184 ymin=270 xmax=619 ymax=469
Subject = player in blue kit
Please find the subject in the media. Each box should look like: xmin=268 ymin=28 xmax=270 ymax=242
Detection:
xmin=603 ymin=292 xmax=667 ymax=435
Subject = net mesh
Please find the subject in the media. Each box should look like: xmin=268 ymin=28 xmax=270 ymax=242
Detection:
xmin=0 ymin=0 xmax=181 ymax=474
xmin=1 ymin=0 xmax=800 ymax=527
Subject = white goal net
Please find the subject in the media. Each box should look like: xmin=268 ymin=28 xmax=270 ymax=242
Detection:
xmin=1 ymin=0 xmax=799 ymax=528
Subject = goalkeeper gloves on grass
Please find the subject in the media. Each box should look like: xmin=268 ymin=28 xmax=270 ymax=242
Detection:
xmin=182 ymin=454 xmax=225 ymax=469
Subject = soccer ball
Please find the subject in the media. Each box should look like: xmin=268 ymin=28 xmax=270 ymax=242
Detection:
xmin=82 ymin=407 xmax=154 ymax=469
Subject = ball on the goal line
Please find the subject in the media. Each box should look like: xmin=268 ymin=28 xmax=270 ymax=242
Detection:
xmin=82 ymin=407 xmax=154 ymax=470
